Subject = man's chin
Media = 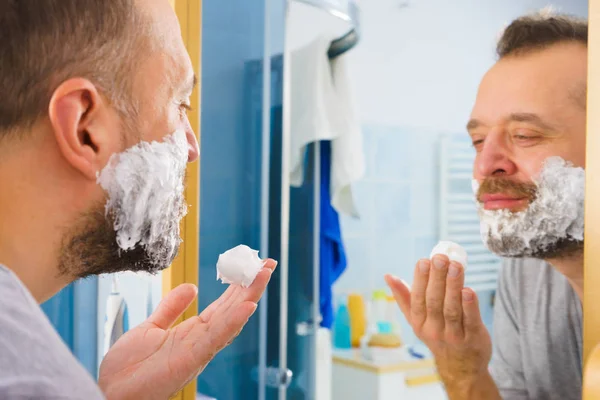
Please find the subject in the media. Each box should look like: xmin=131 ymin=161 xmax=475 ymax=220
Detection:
xmin=127 ymin=242 xmax=181 ymax=275
xmin=483 ymin=233 xmax=583 ymax=260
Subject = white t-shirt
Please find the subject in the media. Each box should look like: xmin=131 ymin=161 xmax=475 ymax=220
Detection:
xmin=0 ymin=264 xmax=105 ymax=399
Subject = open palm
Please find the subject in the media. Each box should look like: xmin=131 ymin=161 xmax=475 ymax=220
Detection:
xmin=98 ymin=259 xmax=277 ymax=400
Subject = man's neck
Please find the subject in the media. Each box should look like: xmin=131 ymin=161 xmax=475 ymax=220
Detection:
xmin=546 ymin=251 xmax=584 ymax=303
xmin=0 ymin=143 xmax=72 ymax=303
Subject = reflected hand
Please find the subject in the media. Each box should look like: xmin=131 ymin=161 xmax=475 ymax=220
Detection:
xmin=98 ymin=259 xmax=277 ymax=400
xmin=385 ymin=255 xmax=499 ymax=400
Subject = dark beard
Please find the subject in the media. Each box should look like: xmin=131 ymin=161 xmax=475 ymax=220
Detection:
xmin=484 ymin=232 xmax=584 ymax=260
xmin=477 ymin=176 xmax=584 ymax=260
xmin=58 ymin=205 xmax=180 ymax=279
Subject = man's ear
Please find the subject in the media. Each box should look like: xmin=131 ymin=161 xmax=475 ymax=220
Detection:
xmin=48 ymin=78 xmax=120 ymax=181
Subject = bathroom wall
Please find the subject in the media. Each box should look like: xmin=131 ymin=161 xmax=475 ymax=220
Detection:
xmin=290 ymin=0 xmax=588 ymax=345
xmin=348 ymin=0 xmax=588 ymax=131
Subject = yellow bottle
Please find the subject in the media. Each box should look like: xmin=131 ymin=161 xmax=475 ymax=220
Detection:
xmin=347 ymin=293 xmax=367 ymax=347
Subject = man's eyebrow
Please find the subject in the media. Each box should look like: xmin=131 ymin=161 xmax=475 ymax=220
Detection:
xmin=466 ymin=118 xmax=482 ymax=131
xmin=507 ymin=112 xmax=556 ymax=131
xmin=191 ymin=74 xmax=198 ymax=91
xmin=466 ymin=113 xmax=556 ymax=132
xmin=181 ymin=73 xmax=197 ymax=96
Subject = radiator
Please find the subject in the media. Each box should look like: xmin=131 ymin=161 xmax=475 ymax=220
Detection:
xmin=438 ymin=135 xmax=501 ymax=293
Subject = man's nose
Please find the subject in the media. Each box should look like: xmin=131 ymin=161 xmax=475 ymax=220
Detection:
xmin=475 ymin=131 xmax=517 ymax=177
xmin=186 ymin=129 xmax=199 ymax=163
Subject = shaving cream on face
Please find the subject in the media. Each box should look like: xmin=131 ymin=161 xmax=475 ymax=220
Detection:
xmin=430 ymin=241 xmax=468 ymax=268
xmin=475 ymin=156 xmax=585 ymax=258
xmin=97 ymin=129 xmax=189 ymax=269
xmin=216 ymin=245 xmax=265 ymax=288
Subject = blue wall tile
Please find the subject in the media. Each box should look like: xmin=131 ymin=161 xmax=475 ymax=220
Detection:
xmin=372 ymin=182 xmax=411 ymax=234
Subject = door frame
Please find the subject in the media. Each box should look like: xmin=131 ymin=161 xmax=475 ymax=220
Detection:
xmin=584 ymin=0 xmax=600 ymax=367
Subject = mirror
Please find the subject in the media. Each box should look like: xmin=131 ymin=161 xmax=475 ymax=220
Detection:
xmin=282 ymin=0 xmax=588 ymax=399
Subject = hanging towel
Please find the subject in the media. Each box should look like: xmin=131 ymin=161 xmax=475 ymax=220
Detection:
xmin=320 ymin=140 xmax=348 ymax=329
xmin=328 ymin=55 xmax=365 ymax=217
xmin=290 ymin=35 xmax=365 ymax=217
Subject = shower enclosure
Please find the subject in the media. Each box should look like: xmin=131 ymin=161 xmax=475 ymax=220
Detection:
xmin=198 ymin=0 xmax=360 ymax=399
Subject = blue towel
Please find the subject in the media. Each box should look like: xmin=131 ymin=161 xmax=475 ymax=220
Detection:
xmin=319 ymin=140 xmax=348 ymax=329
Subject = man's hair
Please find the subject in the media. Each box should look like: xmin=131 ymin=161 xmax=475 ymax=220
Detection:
xmin=0 ymin=1 xmax=148 ymax=136
xmin=497 ymin=8 xmax=588 ymax=58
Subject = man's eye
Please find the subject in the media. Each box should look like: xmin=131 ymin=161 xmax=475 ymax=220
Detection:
xmin=179 ymin=104 xmax=193 ymax=118
xmin=512 ymin=132 xmax=541 ymax=146
xmin=471 ymin=138 xmax=484 ymax=151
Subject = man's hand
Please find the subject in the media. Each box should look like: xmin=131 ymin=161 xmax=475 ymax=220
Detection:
xmin=385 ymin=255 xmax=500 ymax=400
xmin=98 ymin=259 xmax=277 ymax=400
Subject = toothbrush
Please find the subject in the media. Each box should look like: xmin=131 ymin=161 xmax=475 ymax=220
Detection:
xmin=146 ymin=276 xmax=154 ymax=318
xmin=103 ymin=275 xmax=129 ymax=356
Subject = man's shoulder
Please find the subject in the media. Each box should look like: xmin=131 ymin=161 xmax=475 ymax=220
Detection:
xmin=0 ymin=264 xmax=105 ymax=399
xmin=0 ymin=264 xmax=38 ymax=310
xmin=0 ymin=263 xmax=69 ymax=367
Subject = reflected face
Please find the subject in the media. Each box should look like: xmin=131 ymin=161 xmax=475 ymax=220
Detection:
xmin=59 ymin=0 xmax=199 ymax=278
xmin=468 ymin=42 xmax=587 ymax=259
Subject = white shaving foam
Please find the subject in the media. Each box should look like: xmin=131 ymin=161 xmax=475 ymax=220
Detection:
xmin=97 ymin=129 xmax=189 ymax=265
xmin=430 ymin=241 xmax=468 ymax=268
xmin=216 ymin=245 xmax=264 ymax=288
xmin=475 ymin=156 xmax=585 ymax=257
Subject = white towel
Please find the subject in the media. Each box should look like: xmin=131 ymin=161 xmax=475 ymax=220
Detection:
xmin=289 ymin=35 xmax=365 ymax=218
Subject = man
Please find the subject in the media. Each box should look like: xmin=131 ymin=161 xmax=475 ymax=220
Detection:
xmin=0 ymin=1 xmax=275 ymax=399
xmin=386 ymin=11 xmax=586 ymax=400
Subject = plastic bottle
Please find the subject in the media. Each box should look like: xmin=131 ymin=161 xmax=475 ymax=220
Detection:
xmin=347 ymin=293 xmax=366 ymax=347
xmin=386 ymin=295 xmax=403 ymax=339
xmin=372 ymin=289 xmax=390 ymax=333
xmin=333 ymin=296 xmax=352 ymax=349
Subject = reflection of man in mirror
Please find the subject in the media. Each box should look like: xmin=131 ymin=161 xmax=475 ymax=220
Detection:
xmin=387 ymin=10 xmax=587 ymax=400
xmin=0 ymin=1 xmax=275 ymax=399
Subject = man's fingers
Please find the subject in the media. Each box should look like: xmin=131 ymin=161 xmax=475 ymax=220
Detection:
xmin=197 ymin=286 xmax=240 ymax=323
xmin=192 ymin=301 xmax=258 ymax=365
xmin=385 ymin=274 xmax=411 ymax=319
xmin=425 ymin=255 xmax=449 ymax=331
xmin=242 ymin=266 xmax=274 ymax=304
xmin=410 ymin=259 xmax=430 ymax=327
xmin=462 ymin=288 xmax=484 ymax=333
xmin=198 ymin=258 xmax=277 ymax=323
xmin=443 ymin=261 xmax=465 ymax=339
xmin=262 ymin=258 xmax=278 ymax=272
xmin=147 ymin=283 xmax=198 ymax=329
xmin=214 ymin=266 xmax=273 ymax=319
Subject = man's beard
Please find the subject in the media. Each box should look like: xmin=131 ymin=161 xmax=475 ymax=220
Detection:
xmin=475 ymin=157 xmax=585 ymax=260
xmin=58 ymin=129 xmax=189 ymax=278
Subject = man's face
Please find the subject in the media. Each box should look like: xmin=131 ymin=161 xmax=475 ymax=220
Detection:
xmin=60 ymin=0 xmax=199 ymax=278
xmin=468 ymin=42 xmax=587 ymax=259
